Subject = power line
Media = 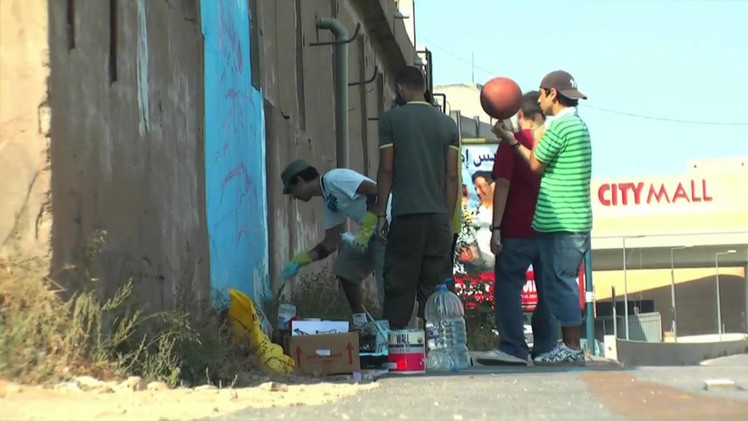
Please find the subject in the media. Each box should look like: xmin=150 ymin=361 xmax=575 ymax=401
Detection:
xmin=422 ymin=39 xmax=748 ymax=127
xmin=579 ymin=105 xmax=748 ymax=126
xmin=422 ymin=41 xmax=494 ymax=77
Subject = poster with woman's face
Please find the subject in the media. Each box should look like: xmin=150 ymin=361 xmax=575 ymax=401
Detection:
xmin=456 ymin=142 xmax=498 ymax=275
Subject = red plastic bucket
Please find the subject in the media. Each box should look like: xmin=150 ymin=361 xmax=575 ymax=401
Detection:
xmin=387 ymin=329 xmax=425 ymax=374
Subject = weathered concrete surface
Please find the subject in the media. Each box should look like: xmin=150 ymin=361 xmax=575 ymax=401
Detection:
xmin=0 ymin=0 xmax=52 ymax=259
xmin=260 ymin=0 xmax=414 ymax=293
xmin=216 ymin=360 xmax=748 ymax=420
xmin=47 ymin=0 xmax=210 ymax=309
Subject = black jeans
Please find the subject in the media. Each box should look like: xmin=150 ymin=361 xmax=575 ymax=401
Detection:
xmin=382 ymin=213 xmax=453 ymax=329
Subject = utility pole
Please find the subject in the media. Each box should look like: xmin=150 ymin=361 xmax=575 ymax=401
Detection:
xmin=471 ymin=51 xmax=475 ymax=85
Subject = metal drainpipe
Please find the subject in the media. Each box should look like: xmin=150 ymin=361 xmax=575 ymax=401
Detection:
xmin=316 ymin=17 xmax=349 ymax=169
xmin=584 ymin=249 xmax=596 ymax=355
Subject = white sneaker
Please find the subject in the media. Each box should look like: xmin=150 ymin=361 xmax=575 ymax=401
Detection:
xmin=476 ymin=349 xmax=528 ymax=366
xmin=533 ymin=343 xmax=585 ymax=366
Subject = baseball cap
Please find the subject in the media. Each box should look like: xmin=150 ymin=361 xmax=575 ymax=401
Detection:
xmin=539 ymin=70 xmax=587 ymax=100
xmin=281 ymin=159 xmax=312 ymax=194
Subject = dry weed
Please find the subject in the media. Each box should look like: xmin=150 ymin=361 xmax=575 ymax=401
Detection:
xmin=1 ymin=233 xmax=390 ymax=388
xmin=0 ymin=235 xmax=261 ymax=387
xmin=263 ymin=264 xmax=382 ymax=323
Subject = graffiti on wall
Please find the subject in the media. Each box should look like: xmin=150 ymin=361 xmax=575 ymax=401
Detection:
xmin=201 ymin=0 xmax=269 ymax=305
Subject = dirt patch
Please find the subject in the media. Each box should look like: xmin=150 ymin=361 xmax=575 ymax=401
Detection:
xmin=1 ymin=378 xmax=378 ymax=420
xmin=581 ymin=371 xmax=748 ymax=420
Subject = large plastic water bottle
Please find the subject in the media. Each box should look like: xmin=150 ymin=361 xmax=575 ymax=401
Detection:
xmin=424 ymin=279 xmax=470 ymax=371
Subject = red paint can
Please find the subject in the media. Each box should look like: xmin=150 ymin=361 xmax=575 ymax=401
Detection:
xmin=387 ymin=329 xmax=426 ymax=374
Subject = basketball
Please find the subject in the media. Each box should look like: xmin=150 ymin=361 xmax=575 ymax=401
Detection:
xmin=480 ymin=77 xmax=523 ymax=120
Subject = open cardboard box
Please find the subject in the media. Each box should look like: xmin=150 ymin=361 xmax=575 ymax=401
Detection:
xmin=287 ymin=320 xmax=360 ymax=375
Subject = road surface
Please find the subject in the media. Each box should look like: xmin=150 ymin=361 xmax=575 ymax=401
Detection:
xmin=212 ymin=355 xmax=748 ymax=420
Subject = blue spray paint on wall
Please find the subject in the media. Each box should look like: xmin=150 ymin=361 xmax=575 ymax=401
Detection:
xmin=201 ymin=0 xmax=269 ymax=305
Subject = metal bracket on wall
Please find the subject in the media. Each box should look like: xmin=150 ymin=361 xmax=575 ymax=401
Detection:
xmin=432 ymin=93 xmax=447 ymax=114
xmin=416 ymin=49 xmax=434 ymax=94
xmin=309 ymin=22 xmax=361 ymax=46
xmin=349 ymin=65 xmax=378 ymax=86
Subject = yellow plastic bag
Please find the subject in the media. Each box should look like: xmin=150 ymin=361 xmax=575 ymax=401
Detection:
xmin=228 ymin=289 xmax=260 ymax=340
xmin=228 ymin=288 xmax=295 ymax=374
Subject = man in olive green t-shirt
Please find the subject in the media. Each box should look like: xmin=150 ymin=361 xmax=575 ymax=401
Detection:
xmin=376 ymin=66 xmax=461 ymax=330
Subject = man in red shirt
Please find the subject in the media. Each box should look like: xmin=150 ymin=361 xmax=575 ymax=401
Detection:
xmin=477 ymin=91 xmax=555 ymax=366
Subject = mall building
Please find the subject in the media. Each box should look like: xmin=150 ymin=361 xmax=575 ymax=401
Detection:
xmin=590 ymin=157 xmax=747 ymax=338
xmin=434 ymin=83 xmax=748 ymax=338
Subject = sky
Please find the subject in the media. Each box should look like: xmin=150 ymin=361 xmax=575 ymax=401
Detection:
xmin=414 ymin=0 xmax=748 ymax=179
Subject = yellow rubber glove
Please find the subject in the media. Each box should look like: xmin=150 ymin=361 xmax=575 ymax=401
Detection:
xmin=352 ymin=211 xmax=378 ymax=251
xmin=281 ymin=252 xmax=314 ymax=280
xmin=292 ymin=251 xmax=314 ymax=266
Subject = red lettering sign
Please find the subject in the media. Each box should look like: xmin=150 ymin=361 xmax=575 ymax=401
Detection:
xmin=521 ymin=265 xmax=585 ymax=312
xmin=597 ymin=179 xmax=713 ymax=207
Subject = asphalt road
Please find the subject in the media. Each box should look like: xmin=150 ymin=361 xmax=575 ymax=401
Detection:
xmin=212 ymin=356 xmax=748 ymax=420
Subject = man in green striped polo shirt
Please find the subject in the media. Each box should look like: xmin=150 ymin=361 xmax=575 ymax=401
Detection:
xmin=492 ymin=70 xmax=591 ymax=365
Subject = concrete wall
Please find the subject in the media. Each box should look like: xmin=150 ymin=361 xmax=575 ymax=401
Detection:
xmin=615 ymin=337 xmax=748 ymax=366
xmin=4 ymin=0 xmax=415 ymax=312
xmin=201 ymin=0 xmax=269 ymax=305
xmin=396 ymin=0 xmax=417 ymax=48
xmin=0 ymin=0 xmax=52 ymax=259
xmin=47 ymin=0 xmax=210 ymax=309
xmin=258 ymin=0 xmax=416 ymax=291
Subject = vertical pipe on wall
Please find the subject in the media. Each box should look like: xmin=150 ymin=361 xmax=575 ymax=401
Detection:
xmin=357 ymin=37 xmax=369 ymax=176
xmin=316 ymin=17 xmax=349 ymax=168
xmin=745 ymin=263 xmax=748 ymax=334
xmin=584 ymin=249 xmax=596 ymax=355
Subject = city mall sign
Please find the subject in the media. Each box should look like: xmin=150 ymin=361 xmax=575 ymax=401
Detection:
xmin=597 ymin=178 xmax=713 ymax=207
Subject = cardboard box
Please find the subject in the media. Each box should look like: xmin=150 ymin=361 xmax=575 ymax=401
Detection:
xmin=291 ymin=320 xmax=349 ymax=336
xmin=289 ymin=332 xmax=360 ymax=375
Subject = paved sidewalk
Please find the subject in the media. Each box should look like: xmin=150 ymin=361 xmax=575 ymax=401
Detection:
xmin=213 ymin=355 xmax=748 ymax=420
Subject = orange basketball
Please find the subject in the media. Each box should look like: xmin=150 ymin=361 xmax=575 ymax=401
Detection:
xmin=480 ymin=77 xmax=523 ymax=120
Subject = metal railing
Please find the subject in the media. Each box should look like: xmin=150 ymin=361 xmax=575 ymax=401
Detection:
xmin=589 ymin=232 xmax=747 ymax=343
